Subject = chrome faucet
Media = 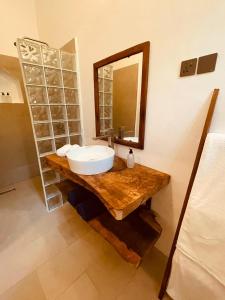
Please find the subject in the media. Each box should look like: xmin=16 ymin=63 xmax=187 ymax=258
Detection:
xmin=93 ymin=128 xmax=115 ymax=149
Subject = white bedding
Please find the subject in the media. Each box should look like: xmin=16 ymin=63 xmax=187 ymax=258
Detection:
xmin=167 ymin=133 xmax=225 ymax=299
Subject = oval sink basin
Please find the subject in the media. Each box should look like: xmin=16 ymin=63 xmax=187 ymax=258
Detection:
xmin=66 ymin=145 xmax=115 ymax=175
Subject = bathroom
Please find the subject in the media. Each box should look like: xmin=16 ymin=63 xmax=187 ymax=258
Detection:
xmin=0 ymin=0 xmax=225 ymax=299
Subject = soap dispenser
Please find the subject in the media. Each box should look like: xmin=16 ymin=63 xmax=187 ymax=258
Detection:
xmin=127 ymin=148 xmax=135 ymax=168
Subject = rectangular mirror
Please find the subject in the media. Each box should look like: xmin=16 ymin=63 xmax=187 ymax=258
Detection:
xmin=93 ymin=41 xmax=150 ymax=149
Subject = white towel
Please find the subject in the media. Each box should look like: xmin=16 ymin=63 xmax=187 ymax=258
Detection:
xmin=56 ymin=144 xmax=80 ymax=157
xmin=167 ymin=133 xmax=225 ymax=299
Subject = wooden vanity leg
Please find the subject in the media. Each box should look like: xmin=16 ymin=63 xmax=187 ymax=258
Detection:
xmin=145 ymin=198 xmax=152 ymax=210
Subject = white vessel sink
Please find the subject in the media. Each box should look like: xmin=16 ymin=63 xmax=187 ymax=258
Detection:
xmin=66 ymin=145 xmax=115 ymax=175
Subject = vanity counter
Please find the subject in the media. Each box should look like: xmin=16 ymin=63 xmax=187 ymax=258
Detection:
xmin=46 ymin=154 xmax=170 ymax=220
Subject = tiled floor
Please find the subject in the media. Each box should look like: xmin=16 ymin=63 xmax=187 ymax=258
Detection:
xmin=0 ymin=176 xmax=171 ymax=300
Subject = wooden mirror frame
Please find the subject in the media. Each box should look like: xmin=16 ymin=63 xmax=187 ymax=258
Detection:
xmin=93 ymin=41 xmax=150 ymax=149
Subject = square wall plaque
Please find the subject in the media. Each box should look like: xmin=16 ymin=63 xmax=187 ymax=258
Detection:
xmin=197 ymin=53 xmax=218 ymax=74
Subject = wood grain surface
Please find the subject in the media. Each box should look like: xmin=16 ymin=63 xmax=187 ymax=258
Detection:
xmin=46 ymin=154 xmax=170 ymax=220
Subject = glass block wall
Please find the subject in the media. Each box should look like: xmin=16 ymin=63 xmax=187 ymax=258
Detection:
xmin=16 ymin=38 xmax=83 ymax=211
xmin=98 ymin=65 xmax=113 ymax=135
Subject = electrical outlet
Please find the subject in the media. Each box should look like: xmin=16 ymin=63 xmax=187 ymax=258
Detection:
xmin=180 ymin=58 xmax=197 ymax=77
xmin=197 ymin=53 xmax=218 ymax=74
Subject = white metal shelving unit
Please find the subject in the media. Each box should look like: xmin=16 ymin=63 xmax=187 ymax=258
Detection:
xmin=17 ymin=38 xmax=83 ymax=212
xmin=98 ymin=65 xmax=113 ymax=135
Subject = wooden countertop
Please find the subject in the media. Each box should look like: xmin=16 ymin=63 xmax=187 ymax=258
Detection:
xmin=46 ymin=154 xmax=170 ymax=220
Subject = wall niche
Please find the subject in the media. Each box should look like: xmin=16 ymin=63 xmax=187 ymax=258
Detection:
xmin=0 ymin=70 xmax=23 ymax=103
xmin=0 ymin=54 xmax=25 ymax=103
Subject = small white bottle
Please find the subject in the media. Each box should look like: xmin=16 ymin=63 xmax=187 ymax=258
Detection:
xmin=127 ymin=148 xmax=135 ymax=168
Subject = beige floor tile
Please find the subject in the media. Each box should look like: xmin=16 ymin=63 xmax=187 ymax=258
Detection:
xmin=0 ymin=272 xmax=46 ymax=300
xmin=116 ymin=269 xmax=158 ymax=300
xmin=57 ymin=273 xmax=99 ymax=300
xmin=0 ymin=228 xmax=67 ymax=295
xmin=81 ymin=228 xmax=113 ymax=256
xmin=37 ymin=236 xmax=101 ymax=300
xmin=116 ymin=248 xmax=168 ymax=300
xmin=57 ymin=214 xmax=91 ymax=246
xmin=86 ymin=247 xmax=137 ymax=300
xmin=0 ymin=177 xmax=46 ymax=252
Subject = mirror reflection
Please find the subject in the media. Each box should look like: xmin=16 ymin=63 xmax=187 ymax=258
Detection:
xmin=97 ymin=52 xmax=143 ymax=143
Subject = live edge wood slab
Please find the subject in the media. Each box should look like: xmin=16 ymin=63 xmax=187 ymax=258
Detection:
xmin=47 ymin=154 xmax=170 ymax=266
xmin=46 ymin=154 xmax=170 ymax=220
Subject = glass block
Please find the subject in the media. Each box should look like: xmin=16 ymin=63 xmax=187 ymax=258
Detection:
xmin=104 ymin=93 xmax=112 ymax=105
xmin=18 ymin=39 xmax=42 ymax=64
xmin=45 ymin=184 xmax=61 ymax=198
xmin=47 ymin=87 xmax=64 ymax=104
xmin=27 ymin=86 xmax=47 ymax=104
xmin=52 ymin=121 xmax=66 ymax=136
xmin=45 ymin=68 xmax=62 ymax=86
xmin=40 ymin=156 xmax=49 ymax=170
xmin=50 ymin=105 xmax=66 ymax=120
xmin=104 ymin=65 xmax=113 ymax=79
xmin=43 ymin=170 xmax=58 ymax=186
xmin=64 ymin=89 xmax=79 ymax=104
xmin=62 ymin=71 xmax=77 ymax=88
xmin=99 ymin=106 xmax=104 ymax=118
xmin=37 ymin=139 xmax=53 ymax=154
xmin=61 ymin=52 xmax=76 ymax=71
xmin=99 ymin=93 xmax=103 ymax=105
xmin=31 ymin=105 xmax=49 ymax=121
xmin=68 ymin=121 xmax=80 ymax=134
xmin=104 ymin=79 xmax=112 ymax=92
xmin=105 ymin=119 xmax=112 ymax=129
xmin=66 ymin=105 xmax=80 ymax=120
xmin=98 ymin=67 xmax=103 ymax=77
xmin=98 ymin=78 xmax=103 ymax=91
xmin=42 ymin=47 xmax=60 ymax=68
xmin=34 ymin=123 xmax=52 ymax=138
xmin=70 ymin=135 xmax=81 ymax=145
xmin=55 ymin=137 xmax=68 ymax=150
xmin=47 ymin=193 xmax=63 ymax=211
xmin=104 ymin=106 xmax=112 ymax=118
xmin=100 ymin=119 xmax=104 ymax=130
xmin=23 ymin=65 xmax=44 ymax=85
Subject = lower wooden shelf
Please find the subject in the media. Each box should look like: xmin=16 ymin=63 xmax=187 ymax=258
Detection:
xmin=88 ymin=207 xmax=162 ymax=267
xmin=55 ymin=179 xmax=163 ymax=267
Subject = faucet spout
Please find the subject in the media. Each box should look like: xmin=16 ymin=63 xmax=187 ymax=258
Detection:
xmin=93 ymin=128 xmax=115 ymax=149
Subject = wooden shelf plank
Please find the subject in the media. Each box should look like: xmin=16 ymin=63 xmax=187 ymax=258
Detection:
xmin=88 ymin=207 xmax=162 ymax=267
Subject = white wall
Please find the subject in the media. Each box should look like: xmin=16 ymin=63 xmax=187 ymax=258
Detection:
xmin=35 ymin=0 xmax=225 ymax=255
xmin=0 ymin=0 xmax=39 ymax=57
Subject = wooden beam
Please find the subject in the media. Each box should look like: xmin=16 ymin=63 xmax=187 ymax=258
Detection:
xmin=158 ymin=88 xmax=219 ymax=299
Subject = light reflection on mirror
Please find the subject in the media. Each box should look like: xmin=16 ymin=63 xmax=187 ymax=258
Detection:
xmin=97 ymin=52 xmax=143 ymax=143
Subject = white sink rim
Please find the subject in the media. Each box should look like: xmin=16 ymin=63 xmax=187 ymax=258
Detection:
xmin=66 ymin=145 xmax=115 ymax=175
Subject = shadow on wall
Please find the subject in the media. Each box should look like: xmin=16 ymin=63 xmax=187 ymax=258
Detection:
xmin=0 ymin=54 xmax=39 ymax=189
